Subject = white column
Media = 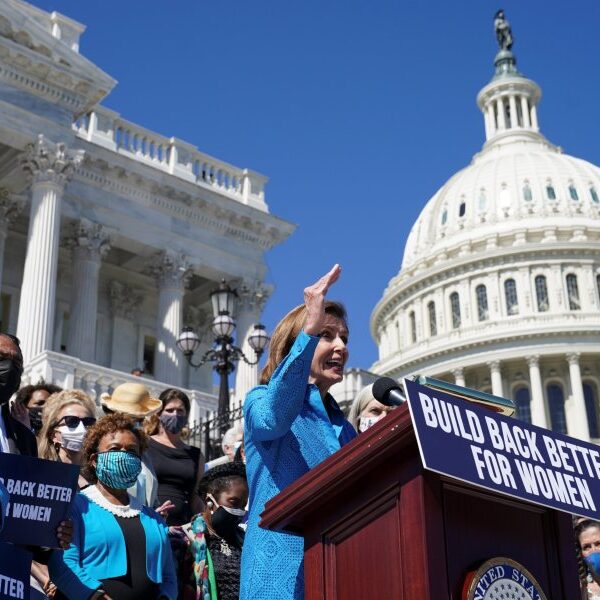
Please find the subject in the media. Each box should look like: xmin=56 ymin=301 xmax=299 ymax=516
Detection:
xmin=150 ymin=251 xmax=188 ymax=386
xmin=234 ymin=281 xmax=270 ymax=405
xmin=16 ymin=136 xmax=84 ymax=364
xmin=486 ymin=104 xmax=496 ymax=138
xmin=0 ymin=190 xmax=25 ymax=295
xmin=566 ymin=353 xmax=590 ymax=441
xmin=453 ymin=368 xmax=465 ymax=388
xmin=66 ymin=220 xmax=111 ymax=362
xmin=526 ymin=355 xmax=548 ymax=428
xmin=530 ymin=104 xmax=539 ymax=131
xmin=520 ymin=96 xmax=531 ymax=128
xmin=496 ymin=98 xmax=506 ymax=130
xmin=508 ymin=95 xmax=518 ymax=129
xmin=489 ymin=360 xmax=503 ymax=397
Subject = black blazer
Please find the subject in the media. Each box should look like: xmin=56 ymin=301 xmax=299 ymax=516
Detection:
xmin=1 ymin=403 xmax=37 ymax=457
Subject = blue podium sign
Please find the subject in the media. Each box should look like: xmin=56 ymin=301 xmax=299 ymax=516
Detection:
xmin=0 ymin=453 xmax=79 ymax=548
xmin=404 ymin=378 xmax=600 ymax=520
xmin=0 ymin=542 xmax=31 ymax=600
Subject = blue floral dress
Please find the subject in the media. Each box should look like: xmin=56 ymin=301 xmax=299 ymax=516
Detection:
xmin=240 ymin=331 xmax=356 ymax=600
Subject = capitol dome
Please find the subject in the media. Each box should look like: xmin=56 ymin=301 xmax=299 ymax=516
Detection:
xmin=371 ymin=18 xmax=600 ymax=444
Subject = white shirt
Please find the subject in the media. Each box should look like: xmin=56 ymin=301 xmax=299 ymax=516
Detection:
xmin=0 ymin=410 xmax=10 ymax=453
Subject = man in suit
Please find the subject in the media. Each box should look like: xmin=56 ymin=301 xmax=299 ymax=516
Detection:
xmin=0 ymin=333 xmax=37 ymax=456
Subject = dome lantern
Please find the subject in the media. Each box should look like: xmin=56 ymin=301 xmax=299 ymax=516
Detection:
xmin=476 ymin=10 xmax=542 ymax=146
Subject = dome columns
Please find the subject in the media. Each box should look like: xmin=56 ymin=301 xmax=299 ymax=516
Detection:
xmin=477 ymin=80 xmax=542 ymax=144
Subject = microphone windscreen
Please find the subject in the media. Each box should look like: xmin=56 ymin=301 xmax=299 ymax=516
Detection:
xmin=372 ymin=377 xmax=401 ymax=403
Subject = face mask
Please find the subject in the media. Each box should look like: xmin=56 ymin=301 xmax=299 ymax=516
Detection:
xmin=585 ymin=552 xmax=600 ymax=578
xmin=160 ymin=413 xmax=187 ymax=434
xmin=28 ymin=407 xmax=44 ymax=433
xmin=359 ymin=415 xmax=383 ymax=433
xmin=0 ymin=358 xmax=21 ymax=404
xmin=96 ymin=451 xmax=142 ymax=489
xmin=57 ymin=422 xmax=87 ymax=452
xmin=207 ymin=493 xmax=246 ymax=547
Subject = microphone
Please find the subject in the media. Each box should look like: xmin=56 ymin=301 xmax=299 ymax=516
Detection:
xmin=372 ymin=377 xmax=406 ymax=407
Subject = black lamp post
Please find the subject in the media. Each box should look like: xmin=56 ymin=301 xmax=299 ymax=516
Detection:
xmin=176 ymin=280 xmax=270 ymax=432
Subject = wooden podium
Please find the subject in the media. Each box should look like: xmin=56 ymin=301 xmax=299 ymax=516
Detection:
xmin=260 ymin=404 xmax=581 ymax=599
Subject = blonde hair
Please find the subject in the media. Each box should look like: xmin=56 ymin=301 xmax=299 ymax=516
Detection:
xmin=37 ymin=390 xmax=97 ymax=461
xmin=260 ymin=301 xmax=347 ymax=385
xmin=347 ymin=384 xmax=376 ymax=431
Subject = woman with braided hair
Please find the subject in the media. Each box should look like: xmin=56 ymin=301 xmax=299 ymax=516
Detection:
xmin=187 ymin=461 xmax=248 ymax=600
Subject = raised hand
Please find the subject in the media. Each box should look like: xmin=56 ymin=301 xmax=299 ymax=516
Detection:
xmin=303 ymin=264 xmax=341 ymax=336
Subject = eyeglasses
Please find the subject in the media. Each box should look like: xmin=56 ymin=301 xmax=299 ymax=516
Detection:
xmin=57 ymin=416 xmax=96 ymax=429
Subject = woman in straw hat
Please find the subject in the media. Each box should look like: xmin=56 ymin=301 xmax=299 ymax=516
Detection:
xmin=240 ymin=264 xmax=357 ymax=600
xmin=101 ymin=382 xmax=166 ymax=511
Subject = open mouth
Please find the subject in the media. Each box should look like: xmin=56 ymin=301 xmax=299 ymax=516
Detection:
xmin=326 ymin=359 xmax=344 ymax=372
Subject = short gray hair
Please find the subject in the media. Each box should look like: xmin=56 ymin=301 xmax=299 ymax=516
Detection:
xmin=347 ymin=384 xmax=375 ymax=431
xmin=221 ymin=426 xmax=243 ymax=452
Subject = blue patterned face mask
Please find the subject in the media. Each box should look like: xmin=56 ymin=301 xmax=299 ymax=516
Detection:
xmin=95 ymin=451 xmax=142 ymax=489
xmin=585 ymin=552 xmax=600 ymax=578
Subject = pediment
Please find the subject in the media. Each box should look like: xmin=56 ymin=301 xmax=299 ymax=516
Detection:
xmin=0 ymin=0 xmax=116 ymax=116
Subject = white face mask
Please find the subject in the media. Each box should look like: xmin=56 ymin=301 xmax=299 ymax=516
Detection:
xmin=358 ymin=415 xmax=383 ymax=433
xmin=57 ymin=422 xmax=87 ymax=452
xmin=207 ymin=493 xmax=247 ymax=517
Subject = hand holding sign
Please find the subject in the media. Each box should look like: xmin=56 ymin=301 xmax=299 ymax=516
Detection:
xmin=0 ymin=453 xmax=79 ymax=548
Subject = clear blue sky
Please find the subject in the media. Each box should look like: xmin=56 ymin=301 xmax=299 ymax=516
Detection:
xmin=33 ymin=0 xmax=600 ymax=370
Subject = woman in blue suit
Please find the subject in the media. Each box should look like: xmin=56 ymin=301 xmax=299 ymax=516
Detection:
xmin=240 ymin=264 xmax=357 ymax=600
xmin=50 ymin=413 xmax=176 ymax=600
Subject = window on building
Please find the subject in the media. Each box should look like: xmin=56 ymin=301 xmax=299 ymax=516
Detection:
xmin=514 ymin=387 xmax=531 ymax=423
xmin=569 ymin=185 xmax=579 ymax=201
xmin=535 ymin=275 xmax=549 ymax=312
xmin=566 ymin=273 xmax=581 ymax=310
xmin=0 ymin=294 xmax=10 ymax=332
xmin=409 ymin=311 xmax=417 ymax=344
xmin=143 ymin=335 xmax=156 ymax=376
xmin=584 ymin=382 xmax=600 ymax=439
xmin=546 ymin=185 xmax=556 ymax=200
xmin=504 ymin=278 xmax=519 ymax=315
xmin=458 ymin=201 xmax=466 ymax=218
xmin=522 ymin=184 xmax=532 ymax=202
xmin=450 ymin=292 xmax=461 ymax=328
xmin=476 ymin=284 xmax=489 ymax=321
xmin=428 ymin=301 xmax=437 ymax=336
xmin=441 ymin=208 xmax=448 ymax=225
xmin=547 ymin=384 xmax=567 ymax=434
xmin=591 ymin=187 xmax=599 ymax=204
xmin=478 ymin=190 xmax=487 ymax=212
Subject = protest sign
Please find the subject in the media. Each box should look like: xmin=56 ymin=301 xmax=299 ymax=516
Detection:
xmin=0 ymin=453 xmax=78 ymax=548
xmin=0 ymin=542 xmax=31 ymax=600
xmin=404 ymin=378 xmax=600 ymax=520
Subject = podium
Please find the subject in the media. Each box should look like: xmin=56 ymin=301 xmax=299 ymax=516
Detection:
xmin=260 ymin=404 xmax=581 ymax=599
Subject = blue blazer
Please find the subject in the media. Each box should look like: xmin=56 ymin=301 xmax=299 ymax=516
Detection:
xmin=49 ymin=492 xmax=177 ymax=600
xmin=240 ymin=331 xmax=357 ymax=600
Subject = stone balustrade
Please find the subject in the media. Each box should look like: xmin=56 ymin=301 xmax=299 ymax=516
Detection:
xmin=22 ymin=350 xmax=217 ymax=424
xmin=73 ymin=106 xmax=268 ymax=211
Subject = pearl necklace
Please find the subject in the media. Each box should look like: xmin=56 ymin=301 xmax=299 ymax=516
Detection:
xmin=82 ymin=485 xmax=142 ymax=518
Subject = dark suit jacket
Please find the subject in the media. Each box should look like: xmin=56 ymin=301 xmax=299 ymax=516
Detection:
xmin=1 ymin=402 xmax=37 ymax=457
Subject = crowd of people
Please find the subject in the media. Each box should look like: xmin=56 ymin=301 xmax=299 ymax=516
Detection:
xmin=0 ymin=265 xmax=596 ymax=600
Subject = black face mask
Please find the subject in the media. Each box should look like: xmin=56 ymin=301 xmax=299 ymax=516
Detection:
xmin=211 ymin=507 xmax=245 ymax=548
xmin=28 ymin=407 xmax=43 ymax=434
xmin=0 ymin=358 xmax=21 ymax=404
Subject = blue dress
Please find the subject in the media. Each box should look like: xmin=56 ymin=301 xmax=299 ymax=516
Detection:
xmin=240 ymin=331 xmax=357 ymax=600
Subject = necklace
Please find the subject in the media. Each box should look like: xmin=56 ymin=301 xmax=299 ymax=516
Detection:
xmin=82 ymin=484 xmax=142 ymax=518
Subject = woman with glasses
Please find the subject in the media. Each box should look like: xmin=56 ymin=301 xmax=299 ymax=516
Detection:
xmin=49 ymin=413 xmax=176 ymax=600
xmin=38 ymin=390 xmax=97 ymax=489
